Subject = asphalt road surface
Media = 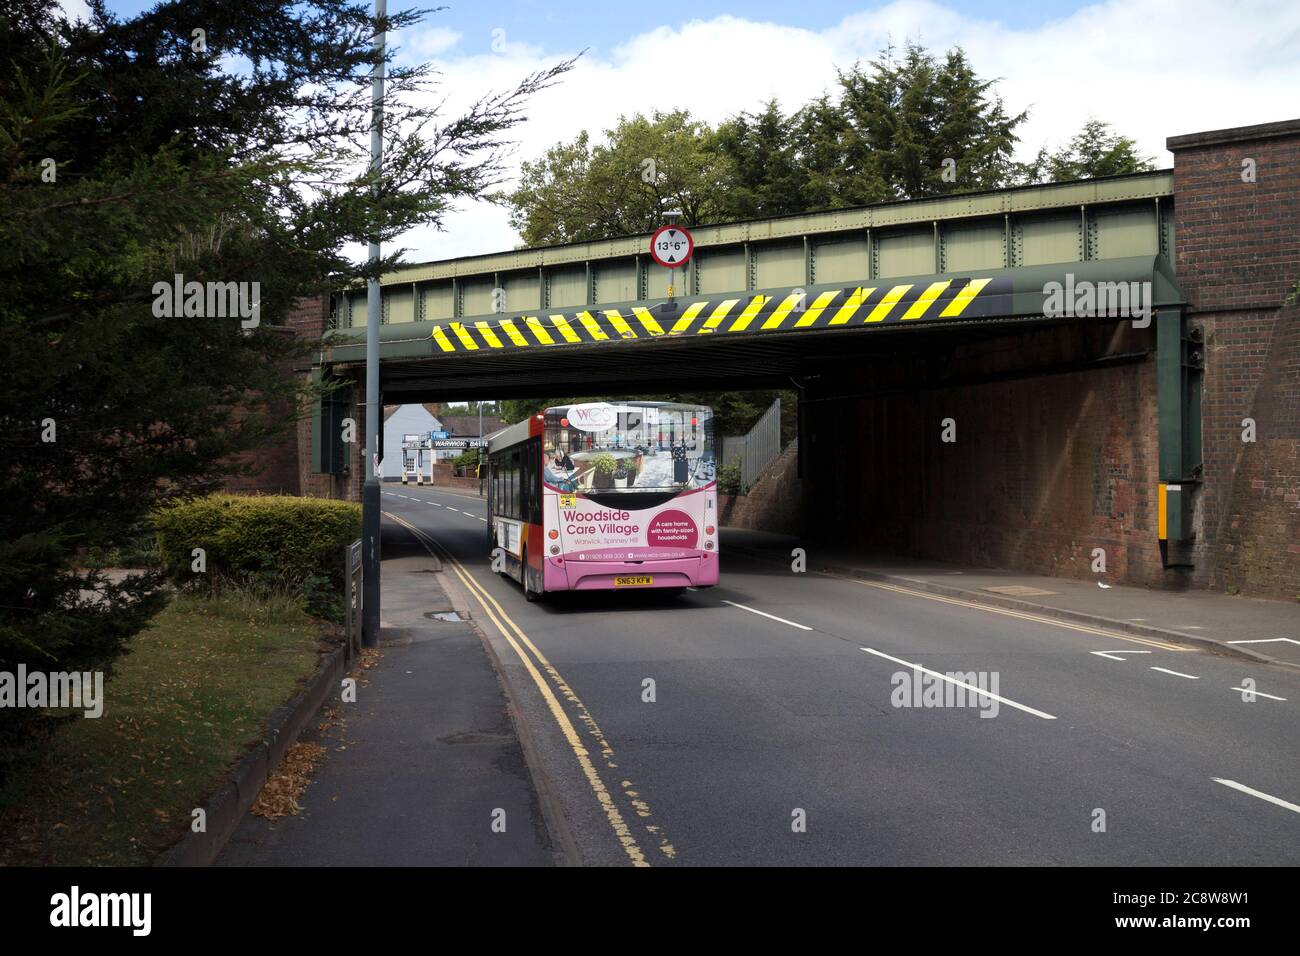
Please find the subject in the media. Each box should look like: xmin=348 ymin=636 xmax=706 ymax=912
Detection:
xmin=381 ymin=485 xmax=1300 ymax=867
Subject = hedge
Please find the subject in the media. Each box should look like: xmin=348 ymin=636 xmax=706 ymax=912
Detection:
xmin=153 ymin=495 xmax=361 ymax=618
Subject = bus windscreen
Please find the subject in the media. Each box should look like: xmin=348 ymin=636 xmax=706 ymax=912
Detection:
xmin=542 ymin=402 xmax=715 ymax=495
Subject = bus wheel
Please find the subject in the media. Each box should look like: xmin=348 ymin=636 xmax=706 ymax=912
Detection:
xmin=521 ymin=550 xmax=539 ymax=602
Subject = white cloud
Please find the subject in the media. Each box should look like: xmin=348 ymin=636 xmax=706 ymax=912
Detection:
xmin=388 ymin=0 xmax=1300 ymax=263
xmin=392 ymin=26 xmax=463 ymax=61
xmin=56 ymin=0 xmax=91 ymax=22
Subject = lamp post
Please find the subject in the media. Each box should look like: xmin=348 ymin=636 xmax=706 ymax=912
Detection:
xmin=361 ymin=0 xmax=386 ymax=648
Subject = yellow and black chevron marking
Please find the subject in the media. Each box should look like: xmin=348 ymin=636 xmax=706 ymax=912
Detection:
xmin=429 ymin=275 xmax=1010 ymax=353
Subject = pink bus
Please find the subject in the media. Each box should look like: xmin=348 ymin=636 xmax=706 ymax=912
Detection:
xmin=487 ymin=401 xmax=719 ymax=600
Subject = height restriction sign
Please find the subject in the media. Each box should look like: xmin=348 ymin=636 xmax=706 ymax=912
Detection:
xmin=649 ymin=224 xmax=694 ymax=267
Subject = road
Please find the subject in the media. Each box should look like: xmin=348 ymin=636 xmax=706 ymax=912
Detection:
xmin=381 ymin=485 xmax=1300 ymax=867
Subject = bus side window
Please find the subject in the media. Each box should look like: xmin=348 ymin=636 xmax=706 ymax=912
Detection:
xmin=518 ymin=448 xmax=528 ymax=523
xmin=510 ymin=450 xmax=519 ymax=518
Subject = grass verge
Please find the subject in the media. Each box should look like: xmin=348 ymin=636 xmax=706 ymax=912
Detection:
xmin=0 ymin=591 xmax=328 ymax=866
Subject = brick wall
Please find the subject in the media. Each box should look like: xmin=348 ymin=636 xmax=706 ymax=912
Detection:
xmin=803 ymin=321 xmax=1171 ymax=586
xmin=1169 ymin=119 xmax=1300 ymax=595
xmin=220 ymin=293 xmax=366 ymax=500
xmin=718 ymin=440 xmax=803 ymax=536
xmin=222 ymin=327 xmax=302 ymax=496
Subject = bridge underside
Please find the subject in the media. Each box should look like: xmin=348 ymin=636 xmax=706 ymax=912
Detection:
xmin=374 ymin=312 xmax=1098 ymax=399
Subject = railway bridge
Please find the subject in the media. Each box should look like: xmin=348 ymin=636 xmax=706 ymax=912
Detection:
xmin=271 ymin=117 xmax=1300 ymax=594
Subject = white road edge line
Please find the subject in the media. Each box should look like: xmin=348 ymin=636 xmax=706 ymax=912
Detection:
xmin=1227 ymin=638 xmax=1300 ymax=646
xmin=1229 ymin=687 xmax=1288 ymax=701
xmin=1150 ymin=666 xmax=1199 ymax=680
xmin=1212 ymin=778 xmax=1300 ymax=815
xmin=860 ymin=647 xmax=1056 ymax=720
xmin=1090 ymin=650 xmax=1153 ymax=661
xmin=722 ymin=600 xmax=813 ymax=631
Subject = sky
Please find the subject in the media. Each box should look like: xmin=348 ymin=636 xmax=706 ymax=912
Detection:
xmin=63 ymin=1 xmax=1300 ymax=266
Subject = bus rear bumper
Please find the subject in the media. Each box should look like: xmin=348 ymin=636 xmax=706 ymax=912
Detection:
xmin=547 ymin=553 xmax=719 ymax=590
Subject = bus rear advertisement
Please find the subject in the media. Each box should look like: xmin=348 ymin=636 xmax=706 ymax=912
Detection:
xmin=487 ymin=401 xmax=719 ymax=599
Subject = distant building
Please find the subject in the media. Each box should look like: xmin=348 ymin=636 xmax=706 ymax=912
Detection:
xmin=381 ymin=404 xmax=442 ymax=479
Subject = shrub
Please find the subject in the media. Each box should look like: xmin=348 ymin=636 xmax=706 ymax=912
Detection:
xmin=717 ymin=459 xmax=745 ymax=495
xmin=452 ymin=449 xmax=481 ymax=470
xmin=153 ymin=495 xmax=361 ymax=620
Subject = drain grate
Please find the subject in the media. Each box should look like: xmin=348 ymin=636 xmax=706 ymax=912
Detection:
xmin=981 ymin=585 xmax=1058 ymax=597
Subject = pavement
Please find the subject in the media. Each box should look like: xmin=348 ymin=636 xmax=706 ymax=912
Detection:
xmin=215 ymin=522 xmax=556 ymax=867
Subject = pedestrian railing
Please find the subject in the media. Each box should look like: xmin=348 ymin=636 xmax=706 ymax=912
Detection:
xmin=721 ymin=397 xmax=782 ymax=491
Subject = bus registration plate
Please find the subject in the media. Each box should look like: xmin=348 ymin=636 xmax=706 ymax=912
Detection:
xmin=614 ymin=575 xmax=653 ymax=587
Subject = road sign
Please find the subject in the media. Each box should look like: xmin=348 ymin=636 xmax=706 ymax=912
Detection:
xmin=431 ymin=438 xmax=487 ymax=450
xmin=650 ymin=224 xmax=694 ymax=267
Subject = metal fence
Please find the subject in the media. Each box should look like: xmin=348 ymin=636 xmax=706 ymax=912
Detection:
xmin=721 ymin=398 xmax=782 ymax=492
xmin=344 ymin=538 xmax=362 ymax=658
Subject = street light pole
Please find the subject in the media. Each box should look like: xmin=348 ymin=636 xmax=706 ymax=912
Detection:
xmin=361 ymin=0 xmax=386 ymax=648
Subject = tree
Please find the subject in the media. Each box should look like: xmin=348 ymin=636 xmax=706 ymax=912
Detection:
xmin=712 ymin=101 xmax=807 ymax=220
xmin=835 ymin=44 xmax=1027 ymax=199
xmin=1019 ymin=119 xmax=1156 ymax=183
xmin=0 ymin=0 xmax=570 ymax=759
xmin=504 ymin=110 xmax=729 ymax=245
xmin=790 ymin=93 xmax=874 ymax=210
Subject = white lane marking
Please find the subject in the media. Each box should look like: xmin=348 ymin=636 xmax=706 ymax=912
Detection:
xmin=1227 ymin=638 xmax=1300 ymax=646
xmin=686 ymin=587 xmax=698 ymax=592
xmin=1229 ymin=687 xmax=1288 ymax=701
xmin=860 ymin=647 xmax=1056 ymax=720
xmin=722 ymin=600 xmax=813 ymax=631
xmin=478 ymin=517 xmax=488 ymax=522
xmin=1150 ymin=666 xmax=1199 ymax=680
xmin=1212 ymin=778 xmax=1300 ymax=815
xmin=446 ymin=508 xmax=460 ymax=513
xmin=1090 ymin=650 xmax=1153 ymax=661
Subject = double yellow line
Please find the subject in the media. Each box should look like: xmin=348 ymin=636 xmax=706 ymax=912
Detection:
xmin=384 ymin=511 xmax=675 ymax=866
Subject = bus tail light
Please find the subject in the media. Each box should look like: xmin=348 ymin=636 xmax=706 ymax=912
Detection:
xmin=550 ymin=545 xmax=560 ymax=555
xmin=705 ymin=526 xmax=715 ymax=535
xmin=548 ymin=529 xmax=558 ymax=539
xmin=705 ymin=541 xmax=714 ymax=550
